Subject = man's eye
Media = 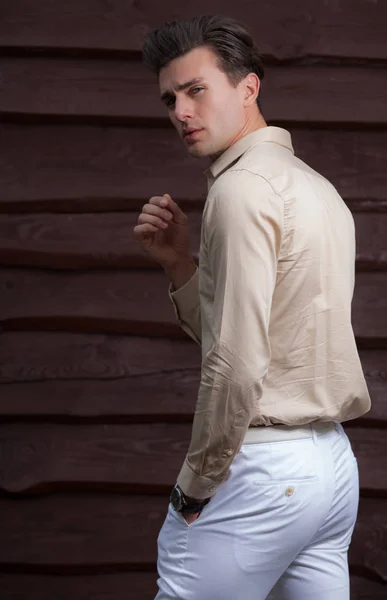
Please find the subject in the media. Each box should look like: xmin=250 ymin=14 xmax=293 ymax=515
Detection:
xmin=165 ymin=88 xmax=203 ymax=108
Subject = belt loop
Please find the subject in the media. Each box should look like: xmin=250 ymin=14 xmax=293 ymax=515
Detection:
xmin=311 ymin=423 xmax=318 ymax=445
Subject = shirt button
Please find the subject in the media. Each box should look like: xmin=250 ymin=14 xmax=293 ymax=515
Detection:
xmin=285 ymin=486 xmax=295 ymax=497
xmin=222 ymin=449 xmax=233 ymax=457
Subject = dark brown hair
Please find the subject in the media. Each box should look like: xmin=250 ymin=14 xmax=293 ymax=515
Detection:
xmin=142 ymin=14 xmax=265 ymax=111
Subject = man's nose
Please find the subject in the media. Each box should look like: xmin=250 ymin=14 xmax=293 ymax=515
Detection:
xmin=174 ymin=97 xmax=194 ymax=121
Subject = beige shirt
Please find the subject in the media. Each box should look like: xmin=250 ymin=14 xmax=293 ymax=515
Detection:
xmin=168 ymin=126 xmax=371 ymax=500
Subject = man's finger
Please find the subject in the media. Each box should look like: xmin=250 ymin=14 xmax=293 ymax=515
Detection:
xmin=162 ymin=194 xmax=182 ymax=219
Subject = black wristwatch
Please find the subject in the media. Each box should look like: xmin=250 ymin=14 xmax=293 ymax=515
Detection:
xmin=170 ymin=484 xmax=211 ymax=514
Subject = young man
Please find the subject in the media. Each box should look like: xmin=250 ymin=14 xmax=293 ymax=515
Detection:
xmin=135 ymin=14 xmax=371 ymax=600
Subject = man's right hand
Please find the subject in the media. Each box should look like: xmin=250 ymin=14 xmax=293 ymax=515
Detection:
xmin=133 ymin=194 xmax=193 ymax=269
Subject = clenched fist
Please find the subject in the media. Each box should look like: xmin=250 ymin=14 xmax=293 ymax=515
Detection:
xmin=133 ymin=194 xmax=192 ymax=269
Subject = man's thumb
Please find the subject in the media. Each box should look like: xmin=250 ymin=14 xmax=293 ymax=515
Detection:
xmin=163 ymin=193 xmax=177 ymax=213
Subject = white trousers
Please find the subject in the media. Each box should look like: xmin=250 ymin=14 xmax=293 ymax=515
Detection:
xmin=155 ymin=422 xmax=359 ymax=600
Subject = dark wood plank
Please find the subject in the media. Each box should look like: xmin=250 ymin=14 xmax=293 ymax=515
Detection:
xmin=350 ymin=498 xmax=387 ymax=582
xmin=0 ymin=268 xmax=175 ymax=337
xmin=350 ymin=577 xmax=387 ymax=599
xmin=352 ymin=273 xmax=387 ymax=340
xmin=347 ymin=428 xmax=387 ymax=493
xmin=0 ymin=268 xmax=386 ymax=340
xmin=1 ymin=1 xmax=386 ymax=60
xmin=2 ymin=59 xmax=387 ymax=125
xmin=0 ymin=424 xmax=385 ymax=494
xmin=0 ymin=494 xmax=384 ymax=580
xmin=0 ymin=333 xmax=201 ymax=383
xmin=0 ymin=212 xmax=201 ymax=270
xmin=0 ymin=211 xmax=385 ymax=271
xmin=0 ymin=423 xmax=188 ymax=494
xmin=0 ymin=494 xmax=165 ymax=568
xmin=354 ymin=213 xmax=387 ymax=271
xmin=0 ymin=574 xmax=384 ymax=600
xmin=0 ymin=375 xmax=200 ymax=421
xmin=0 ymin=334 xmax=384 ymax=424
xmin=0 ymin=124 xmax=207 ymax=210
xmin=1 ymin=125 xmax=387 ymax=211
xmin=0 ymin=573 xmax=158 ymax=600
xmin=0 ymin=368 xmax=385 ymax=425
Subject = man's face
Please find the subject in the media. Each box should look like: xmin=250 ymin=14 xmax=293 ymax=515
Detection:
xmin=159 ymin=46 xmax=250 ymax=162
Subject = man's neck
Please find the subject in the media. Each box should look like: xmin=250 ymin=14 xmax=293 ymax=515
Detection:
xmin=209 ymin=116 xmax=268 ymax=164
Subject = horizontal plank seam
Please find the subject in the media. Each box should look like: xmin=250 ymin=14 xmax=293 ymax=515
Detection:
xmin=2 ymin=112 xmax=387 ymax=130
xmin=0 ymin=199 xmax=386 ymax=214
xmin=2 ymin=47 xmax=387 ymax=65
xmin=0 ymin=252 xmax=385 ymax=271
xmin=0 ymin=319 xmax=386 ymax=348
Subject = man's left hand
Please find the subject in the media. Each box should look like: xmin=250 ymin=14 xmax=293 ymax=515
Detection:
xmin=183 ymin=511 xmax=201 ymax=525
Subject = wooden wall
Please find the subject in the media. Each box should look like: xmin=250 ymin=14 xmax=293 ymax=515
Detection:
xmin=1 ymin=2 xmax=387 ymax=598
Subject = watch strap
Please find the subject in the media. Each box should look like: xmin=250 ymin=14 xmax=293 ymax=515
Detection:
xmin=181 ymin=501 xmax=207 ymax=514
xmin=181 ymin=496 xmax=210 ymax=514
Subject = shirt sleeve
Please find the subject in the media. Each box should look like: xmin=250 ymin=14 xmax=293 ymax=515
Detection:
xmin=176 ymin=170 xmax=284 ymax=499
xmin=168 ymin=266 xmax=201 ymax=345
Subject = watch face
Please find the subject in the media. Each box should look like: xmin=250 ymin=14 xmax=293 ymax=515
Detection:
xmin=170 ymin=486 xmax=184 ymax=511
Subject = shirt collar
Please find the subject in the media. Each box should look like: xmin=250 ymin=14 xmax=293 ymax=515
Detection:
xmin=202 ymin=126 xmax=294 ymax=185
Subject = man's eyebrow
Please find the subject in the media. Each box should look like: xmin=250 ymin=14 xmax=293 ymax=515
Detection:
xmin=160 ymin=77 xmax=206 ymax=103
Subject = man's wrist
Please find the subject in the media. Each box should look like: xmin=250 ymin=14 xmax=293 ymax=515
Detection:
xmin=163 ymin=258 xmax=197 ymax=291
xmin=170 ymin=484 xmax=210 ymax=513
xmin=181 ymin=496 xmax=211 ymax=514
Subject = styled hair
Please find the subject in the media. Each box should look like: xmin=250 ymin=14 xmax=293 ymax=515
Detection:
xmin=142 ymin=14 xmax=265 ymax=111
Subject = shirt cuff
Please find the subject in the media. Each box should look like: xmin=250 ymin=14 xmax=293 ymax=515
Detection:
xmin=168 ymin=265 xmax=200 ymax=317
xmin=176 ymin=458 xmax=221 ymax=500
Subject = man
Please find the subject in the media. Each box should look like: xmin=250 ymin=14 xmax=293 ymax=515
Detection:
xmin=134 ymin=14 xmax=371 ymax=600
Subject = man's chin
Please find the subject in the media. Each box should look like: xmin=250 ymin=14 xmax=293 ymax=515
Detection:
xmin=186 ymin=143 xmax=210 ymax=158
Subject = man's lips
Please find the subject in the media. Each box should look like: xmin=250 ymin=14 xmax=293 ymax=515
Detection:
xmin=183 ymin=128 xmax=202 ymax=137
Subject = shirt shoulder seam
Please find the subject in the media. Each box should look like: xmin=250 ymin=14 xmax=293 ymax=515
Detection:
xmin=220 ymin=167 xmax=290 ymax=258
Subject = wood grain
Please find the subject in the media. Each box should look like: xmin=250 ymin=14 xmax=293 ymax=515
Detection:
xmin=0 ymin=334 xmax=384 ymax=423
xmin=349 ymin=576 xmax=387 ymax=599
xmin=0 ymin=268 xmax=386 ymax=340
xmin=0 ymin=211 xmax=198 ymax=269
xmin=352 ymin=273 xmax=387 ymax=340
xmin=1 ymin=125 xmax=387 ymax=211
xmin=0 ymin=494 xmax=385 ymax=580
xmin=2 ymin=59 xmax=387 ymax=125
xmin=0 ymin=211 xmax=385 ymax=271
xmin=0 ymin=574 xmax=159 ymax=600
xmin=1 ymin=1 xmax=386 ymax=61
xmin=0 ymin=423 xmax=385 ymax=494
xmin=351 ymin=498 xmax=387 ymax=582
xmin=0 ymin=494 xmax=166 ymax=568
xmin=0 ymin=333 xmax=201 ymax=383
